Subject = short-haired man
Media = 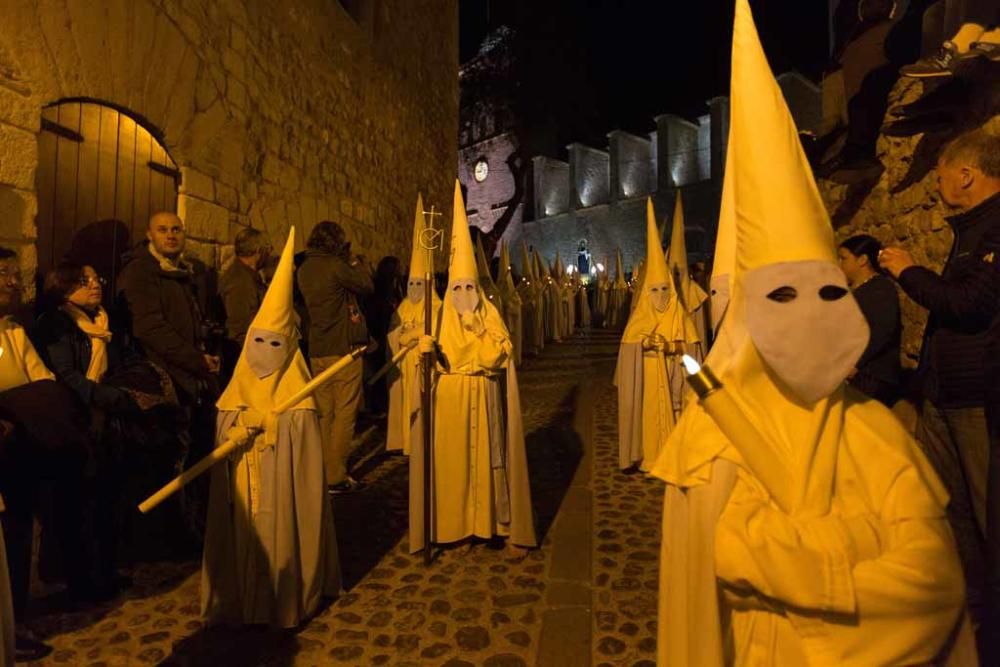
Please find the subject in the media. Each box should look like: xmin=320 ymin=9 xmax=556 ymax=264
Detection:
xmin=219 ymin=228 xmax=270 ymax=376
xmin=117 ymin=212 xmax=220 ymax=402
xmin=880 ymin=128 xmax=1000 ymax=655
xmin=297 ymin=221 xmax=373 ymax=493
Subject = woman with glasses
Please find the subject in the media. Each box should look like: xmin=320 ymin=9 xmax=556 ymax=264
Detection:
xmin=31 ymin=262 xmax=144 ymax=600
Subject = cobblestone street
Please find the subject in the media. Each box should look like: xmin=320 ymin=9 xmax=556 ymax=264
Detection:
xmin=22 ymin=329 xmax=664 ymax=666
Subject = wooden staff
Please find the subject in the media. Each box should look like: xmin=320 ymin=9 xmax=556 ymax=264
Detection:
xmin=366 ymin=342 xmax=417 ymax=387
xmin=138 ymin=346 xmax=368 ymax=514
xmin=420 ymin=205 xmax=442 ymax=566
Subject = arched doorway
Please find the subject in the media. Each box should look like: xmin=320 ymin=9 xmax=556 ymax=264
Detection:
xmin=34 ymin=100 xmax=179 ymax=297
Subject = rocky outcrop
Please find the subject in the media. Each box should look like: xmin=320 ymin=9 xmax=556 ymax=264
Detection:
xmin=821 ymin=75 xmax=1000 ymax=365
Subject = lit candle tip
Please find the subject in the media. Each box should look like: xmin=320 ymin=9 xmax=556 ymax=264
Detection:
xmin=681 ymin=354 xmax=700 ymax=374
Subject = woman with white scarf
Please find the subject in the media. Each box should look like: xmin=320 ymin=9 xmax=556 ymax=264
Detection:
xmin=33 ymin=261 xmax=139 ymax=600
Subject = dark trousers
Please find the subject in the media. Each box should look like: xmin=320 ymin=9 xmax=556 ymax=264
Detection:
xmin=915 ymin=402 xmax=988 ymax=623
xmin=983 ymin=402 xmax=1000 ymax=661
xmin=0 ymin=440 xmax=89 ymax=616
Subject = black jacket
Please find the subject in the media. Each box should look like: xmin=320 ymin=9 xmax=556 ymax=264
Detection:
xmin=32 ymin=308 xmax=135 ymax=413
xmin=898 ymin=192 xmax=1000 ymax=409
xmin=219 ymin=260 xmax=264 ymax=345
xmin=296 ymin=250 xmax=373 ymax=358
xmin=849 ymin=274 xmax=902 ymax=405
xmin=115 ymin=244 xmax=211 ymax=400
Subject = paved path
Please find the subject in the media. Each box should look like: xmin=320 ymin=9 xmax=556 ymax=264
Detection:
xmin=23 ymin=328 xmax=665 ymax=666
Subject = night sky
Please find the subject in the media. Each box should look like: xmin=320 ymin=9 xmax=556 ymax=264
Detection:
xmin=460 ymin=0 xmax=829 ymax=144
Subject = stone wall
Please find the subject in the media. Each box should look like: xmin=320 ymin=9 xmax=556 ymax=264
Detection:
xmin=517 ymin=181 xmax=717 ymax=276
xmin=533 ymin=156 xmax=570 ymax=218
xmin=0 ymin=0 xmax=458 ymax=285
xmin=569 ymin=143 xmax=610 ymax=209
xmin=608 ymin=130 xmax=653 ymax=200
xmin=822 ymin=77 xmax=1000 ymax=366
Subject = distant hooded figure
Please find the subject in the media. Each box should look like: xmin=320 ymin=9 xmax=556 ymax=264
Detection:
xmin=652 ymin=2 xmax=970 ymax=664
xmin=517 ymin=241 xmax=544 ymax=356
xmin=409 ymin=182 xmax=536 ymax=553
xmin=607 ymin=249 xmax=629 ymax=328
xmin=202 ymin=227 xmax=340 ymax=628
xmin=496 ymin=241 xmax=524 ymax=366
xmin=387 ymin=194 xmax=441 ymax=457
xmin=615 ymin=198 xmax=698 ymax=471
xmin=575 ymin=274 xmax=591 ymax=328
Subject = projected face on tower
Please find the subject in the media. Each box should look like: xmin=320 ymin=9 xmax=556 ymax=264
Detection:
xmin=245 ymin=328 xmax=290 ymax=378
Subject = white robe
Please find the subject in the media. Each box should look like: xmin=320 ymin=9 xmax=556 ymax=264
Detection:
xmin=202 ymin=410 xmax=340 ymax=628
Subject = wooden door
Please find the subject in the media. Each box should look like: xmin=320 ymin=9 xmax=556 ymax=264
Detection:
xmin=35 ymin=101 xmax=179 ymax=297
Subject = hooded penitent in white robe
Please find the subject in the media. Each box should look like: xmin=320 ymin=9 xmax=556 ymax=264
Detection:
xmin=667 ymin=191 xmax=709 ymax=347
xmin=387 ymin=194 xmax=441 ymax=455
xmin=517 ymin=241 xmax=544 ymax=356
xmin=202 ymin=228 xmax=340 ymax=628
xmin=615 ymin=199 xmax=697 ymax=471
xmin=575 ymin=278 xmax=591 ymax=328
xmin=497 ymin=242 xmax=523 ymax=366
xmin=538 ymin=251 xmax=561 ymax=343
xmin=594 ymin=259 xmax=610 ymax=325
xmin=652 ymin=3 xmax=972 ymax=664
xmin=607 ymin=249 xmax=629 ymax=329
xmin=410 ymin=182 xmax=536 ymax=553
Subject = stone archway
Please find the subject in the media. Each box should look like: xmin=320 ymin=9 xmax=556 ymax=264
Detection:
xmin=34 ymin=99 xmax=179 ymax=293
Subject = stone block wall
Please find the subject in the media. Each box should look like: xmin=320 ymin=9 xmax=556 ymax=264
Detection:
xmin=777 ymin=72 xmax=822 ymax=136
xmin=0 ymin=0 xmax=458 ymax=286
xmin=533 ymin=156 xmax=570 ymax=218
xmin=653 ymin=115 xmax=702 ymax=188
xmin=516 ymin=180 xmax=718 ymax=275
xmin=608 ymin=130 xmax=652 ymax=200
xmin=569 ymin=143 xmax=610 ymax=209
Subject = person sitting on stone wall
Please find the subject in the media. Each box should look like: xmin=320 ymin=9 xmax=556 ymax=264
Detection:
xmin=879 ymin=128 xmax=1000 ymax=659
xmin=901 ymin=0 xmax=1000 ymax=77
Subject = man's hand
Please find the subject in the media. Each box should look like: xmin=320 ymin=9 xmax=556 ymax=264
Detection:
xmin=204 ymin=354 xmax=221 ymax=374
xmin=418 ymin=335 xmax=436 ymax=355
xmin=460 ymin=310 xmax=485 ymax=335
xmin=666 ymin=340 xmax=686 ymax=356
xmin=878 ymin=247 xmax=916 ymax=278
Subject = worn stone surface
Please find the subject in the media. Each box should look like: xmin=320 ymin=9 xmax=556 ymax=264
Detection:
xmin=24 ymin=330 xmax=638 ymax=665
xmin=590 ymin=362 xmax=663 ymax=664
xmin=820 ymin=77 xmax=1000 ymax=364
xmin=0 ymin=0 xmax=459 ymax=282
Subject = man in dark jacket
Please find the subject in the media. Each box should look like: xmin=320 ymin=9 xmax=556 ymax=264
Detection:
xmin=880 ymin=128 xmax=1000 ymax=654
xmin=116 ymin=212 xmax=219 ymax=404
xmin=116 ymin=212 xmax=220 ymax=546
xmin=219 ymin=227 xmax=270 ymax=378
xmin=297 ymin=221 xmax=373 ymax=493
